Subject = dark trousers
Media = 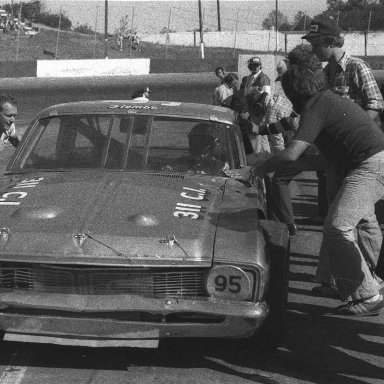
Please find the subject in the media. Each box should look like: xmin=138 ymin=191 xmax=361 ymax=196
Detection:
xmin=266 ymin=166 xmax=329 ymax=225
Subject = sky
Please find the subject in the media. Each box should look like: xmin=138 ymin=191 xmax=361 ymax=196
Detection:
xmin=3 ymin=0 xmax=329 ymax=34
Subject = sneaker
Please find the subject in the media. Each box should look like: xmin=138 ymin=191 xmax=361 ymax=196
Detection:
xmin=311 ymin=284 xmax=340 ymax=299
xmin=335 ymin=294 xmax=384 ymax=316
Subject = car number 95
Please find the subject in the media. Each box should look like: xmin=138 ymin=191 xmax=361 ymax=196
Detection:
xmin=206 ymin=266 xmax=252 ymax=301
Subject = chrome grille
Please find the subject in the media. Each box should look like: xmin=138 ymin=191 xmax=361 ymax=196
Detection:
xmin=0 ymin=264 xmax=207 ymax=298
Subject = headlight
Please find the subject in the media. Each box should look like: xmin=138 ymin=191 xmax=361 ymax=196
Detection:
xmin=206 ymin=265 xmax=253 ymax=301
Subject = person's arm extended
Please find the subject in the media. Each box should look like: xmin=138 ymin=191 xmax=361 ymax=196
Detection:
xmin=225 ymin=140 xmax=310 ymax=181
xmin=257 ymin=116 xmax=297 ymax=135
xmin=251 ymin=140 xmax=310 ymax=176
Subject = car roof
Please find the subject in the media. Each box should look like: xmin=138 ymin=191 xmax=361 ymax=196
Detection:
xmin=37 ymin=100 xmax=237 ymax=124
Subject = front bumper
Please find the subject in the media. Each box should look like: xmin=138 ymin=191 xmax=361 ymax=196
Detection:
xmin=0 ymin=291 xmax=269 ymax=346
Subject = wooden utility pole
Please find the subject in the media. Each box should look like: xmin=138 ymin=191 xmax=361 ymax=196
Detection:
xmin=93 ymin=5 xmax=99 ymax=59
xmin=15 ymin=1 xmax=22 ymax=60
xmin=275 ymin=0 xmax=278 ymax=52
xmin=217 ymin=0 xmax=221 ymax=31
xmin=129 ymin=6 xmax=135 ymax=58
xmin=233 ymin=9 xmax=239 ymax=58
xmin=55 ymin=6 xmax=62 ymax=59
xmin=165 ymin=7 xmax=172 ymax=59
xmin=198 ymin=0 xmax=204 ymax=59
xmin=104 ymin=0 xmax=108 ymax=58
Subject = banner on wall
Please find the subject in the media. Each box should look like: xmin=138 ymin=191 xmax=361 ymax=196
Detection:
xmin=36 ymin=58 xmax=150 ymax=78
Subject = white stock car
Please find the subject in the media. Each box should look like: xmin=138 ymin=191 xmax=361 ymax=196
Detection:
xmin=0 ymin=100 xmax=290 ymax=351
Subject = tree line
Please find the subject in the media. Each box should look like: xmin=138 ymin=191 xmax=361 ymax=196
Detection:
xmin=4 ymin=0 xmax=384 ymax=35
xmin=264 ymin=0 xmax=384 ymax=32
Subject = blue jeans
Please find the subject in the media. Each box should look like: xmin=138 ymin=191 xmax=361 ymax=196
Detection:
xmin=320 ymin=151 xmax=384 ymax=301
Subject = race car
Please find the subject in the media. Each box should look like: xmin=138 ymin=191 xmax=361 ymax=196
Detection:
xmin=0 ymin=100 xmax=290 ymax=351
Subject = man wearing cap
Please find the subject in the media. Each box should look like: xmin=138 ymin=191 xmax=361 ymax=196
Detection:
xmin=240 ymin=57 xmax=272 ymax=154
xmin=131 ymin=86 xmax=151 ymax=102
xmin=302 ymin=19 xmax=384 ymax=299
xmin=302 ymin=19 xmax=383 ymax=127
xmin=241 ymin=56 xmax=271 ymax=97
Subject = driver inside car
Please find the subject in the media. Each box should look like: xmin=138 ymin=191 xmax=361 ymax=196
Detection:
xmin=163 ymin=123 xmax=229 ymax=175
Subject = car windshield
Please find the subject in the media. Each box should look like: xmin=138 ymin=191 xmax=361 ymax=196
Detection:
xmin=15 ymin=114 xmax=240 ymax=176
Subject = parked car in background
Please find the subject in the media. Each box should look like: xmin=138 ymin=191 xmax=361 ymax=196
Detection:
xmin=0 ymin=100 xmax=290 ymax=351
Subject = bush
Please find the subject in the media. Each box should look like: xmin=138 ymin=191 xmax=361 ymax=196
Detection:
xmin=36 ymin=12 xmax=72 ymax=30
xmin=74 ymin=24 xmax=94 ymax=35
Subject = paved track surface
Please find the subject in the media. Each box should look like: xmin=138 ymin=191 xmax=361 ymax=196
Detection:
xmin=0 ymin=172 xmax=382 ymax=384
xmin=0 ymin=78 xmax=383 ymax=383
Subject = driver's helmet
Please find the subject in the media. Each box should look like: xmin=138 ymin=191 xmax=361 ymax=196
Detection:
xmin=188 ymin=123 xmax=218 ymax=158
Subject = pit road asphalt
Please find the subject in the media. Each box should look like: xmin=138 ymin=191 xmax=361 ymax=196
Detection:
xmin=0 ymin=171 xmax=382 ymax=384
xmin=0 ymin=76 xmax=383 ymax=383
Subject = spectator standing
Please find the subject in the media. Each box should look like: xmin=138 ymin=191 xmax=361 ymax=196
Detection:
xmin=241 ymin=57 xmax=272 ymax=154
xmin=229 ymin=88 xmax=255 ymax=157
xmin=268 ymin=59 xmax=289 ymax=154
xmin=274 ymin=60 xmax=288 ymax=96
xmin=241 ymin=57 xmax=271 ymax=97
xmin=227 ymin=64 xmax=384 ymax=315
xmin=214 ymin=67 xmax=226 ymax=84
xmin=0 ymin=95 xmax=20 ymax=174
xmin=0 ymin=95 xmax=20 ymax=150
xmin=302 ymin=20 xmax=384 ymax=297
xmin=254 ymin=46 xmax=324 ymax=236
xmin=212 ymin=73 xmax=238 ymax=107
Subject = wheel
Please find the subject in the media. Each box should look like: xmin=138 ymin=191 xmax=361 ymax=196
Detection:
xmin=241 ymin=220 xmax=291 ymax=355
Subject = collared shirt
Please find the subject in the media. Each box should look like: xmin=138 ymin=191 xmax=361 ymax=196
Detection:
xmin=263 ymin=94 xmax=296 ymax=126
xmin=242 ymin=71 xmax=271 ymax=96
xmin=132 ymin=96 xmax=149 ymax=102
xmin=0 ymin=123 xmax=16 ymax=149
xmin=212 ymin=84 xmax=233 ymax=107
xmin=324 ymin=53 xmax=384 ymax=111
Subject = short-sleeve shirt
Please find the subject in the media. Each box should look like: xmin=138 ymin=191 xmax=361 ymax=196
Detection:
xmin=213 ymin=84 xmax=234 ymax=107
xmin=295 ymin=90 xmax=384 ymax=175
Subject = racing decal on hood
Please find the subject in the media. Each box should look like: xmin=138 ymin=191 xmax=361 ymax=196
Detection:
xmin=0 ymin=177 xmax=44 ymax=206
xmin=174 ymin=187 xmax=209 ymax=220
xmin=108 ymin=104 xmax=158 ymax=110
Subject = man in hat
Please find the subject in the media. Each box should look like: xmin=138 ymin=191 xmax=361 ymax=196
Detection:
xmin=131 ymin=86 xmax=151 ymax=102
xmin=240 ymin=57 xmax=272 ymax=154
xmin=302 ymin=19 xmax=384 ymax=298
xmin=302 ymin=19 xmax=383 ymax=127
xmin=241 ymin=56 xmax=271 ymax=97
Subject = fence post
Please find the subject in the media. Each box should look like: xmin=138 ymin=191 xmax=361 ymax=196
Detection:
xmin=366 ymin=10 xmax=372 ymax=57
xmin=364 ymin=32 xmax=367 ymax=57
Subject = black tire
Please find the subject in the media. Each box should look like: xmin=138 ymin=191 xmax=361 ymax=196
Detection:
xmin=242 ymin=220 xmax=290 ymax=355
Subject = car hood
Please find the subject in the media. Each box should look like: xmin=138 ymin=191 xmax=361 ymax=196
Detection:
xmin=0 ymin=172 xmax=226 ymax=266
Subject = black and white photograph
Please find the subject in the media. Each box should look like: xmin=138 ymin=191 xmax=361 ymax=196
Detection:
xmin=0 ymin=0 xmax=383 ymax=383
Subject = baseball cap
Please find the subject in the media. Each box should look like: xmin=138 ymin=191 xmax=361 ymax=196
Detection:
xmin=301 ymin=20 xmax=341 ymax=40
xmin=247 ymin=57 xmax=262 ymax=65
